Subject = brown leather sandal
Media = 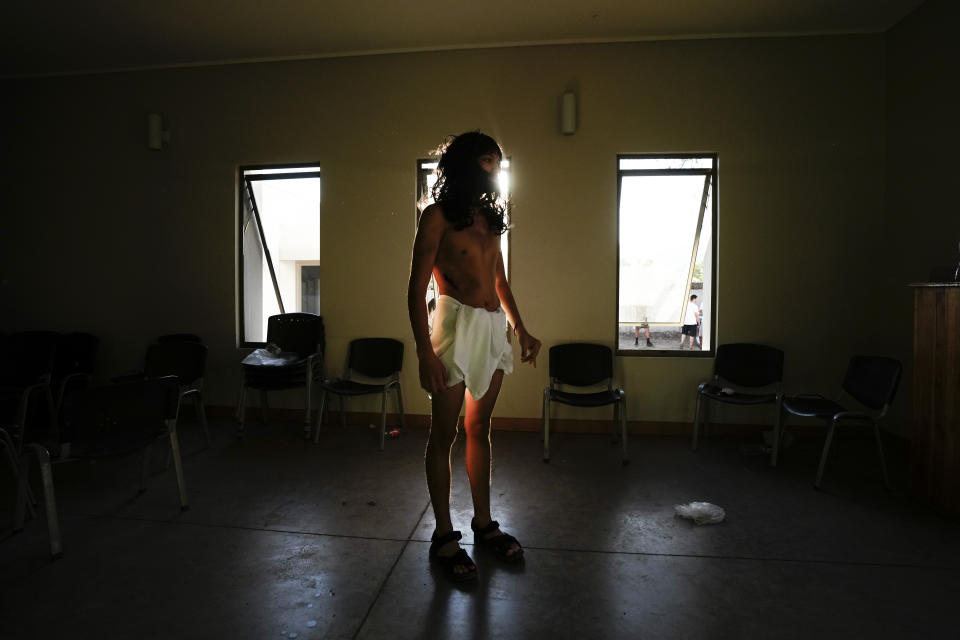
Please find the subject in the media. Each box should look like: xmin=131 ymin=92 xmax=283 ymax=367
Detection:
xmin=429 ymin=530 xmax=478 ymax=582
xmin=471 ymin=519 xmax=524 ymax=563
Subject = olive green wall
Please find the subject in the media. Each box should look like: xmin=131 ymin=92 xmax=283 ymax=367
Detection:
xmin=883 ymin=0 xmax=960 ymax=434
xmin=3 ymin=33 xmax=905 ymax=432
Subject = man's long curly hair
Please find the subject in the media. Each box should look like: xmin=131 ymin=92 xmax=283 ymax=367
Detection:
xmin=430 ymin=131 xmax=508 ymax=236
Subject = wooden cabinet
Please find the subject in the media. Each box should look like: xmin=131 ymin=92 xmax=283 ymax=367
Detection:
xmin=911 ymin=284 xmax=960 ymax=518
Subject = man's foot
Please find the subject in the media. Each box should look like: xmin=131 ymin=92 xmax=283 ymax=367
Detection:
xmin=429 ymin=530 xmax=477 ymax=582
xmin=646 ymin=339 xmax=653 ymax=347
xmin=634 ymin=337 xmax=639 ymax=345
xmin=471 ymin=518 xmax=524 ymax=563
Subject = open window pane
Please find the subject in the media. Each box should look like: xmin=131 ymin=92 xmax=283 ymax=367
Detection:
xmin=239 ymin=166 xmax=321 ymax=345
xmin=619 ymin=157 xmax=714 ymax=171
xmin=617 ymin=155 xmax=715 ymax=355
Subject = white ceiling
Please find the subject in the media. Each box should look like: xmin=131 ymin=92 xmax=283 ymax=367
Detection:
xmin=2 ymin=0 xmax=925 ymax=77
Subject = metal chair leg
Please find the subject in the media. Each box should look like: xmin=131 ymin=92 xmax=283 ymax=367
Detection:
xmin=15 ymin=444 xmax=62 ymax=559
xmin=195 ymin=392 xmax=210 ymax=449
xmin=167 ymin=420 xmax=189 ymax=511
xmin=395 ymin=383 xmax=407 ymax=430
xmin=313 ymin=390 xmax=327 ymax=444
xmin=873 ymin=420 xmax=891 ymax=490
xmin=692 ymin=394 xmax=703 ymax=450
xmin=542 ymin=389 xmax=550 ymax=462
xmin=771 ymin=397 xmax=783 ymax=467
xmin=304 ymin=373 xmax=313 ymax=440
xmin=703 ymin=399 xmax=711 ymax=440
xmin=620 ymin=395 xmax=629 ymax=465
xmin=814 ymin=420 xmax=837 ymax=489
xmin=611 ymin=402 xmax=619 ymax=444
xmin=321 ymin=389 xmax=329 ymax=428
xmin=379 ymin=392 xmax=387 ymax=451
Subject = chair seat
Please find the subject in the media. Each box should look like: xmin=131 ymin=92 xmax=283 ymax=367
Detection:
xmin=242 ymin=357 xmax=320 ymax=389
xmin=320 ymin=379 xmax=389 ymax=396
xmin=781 ymin=395 xmax=848 ymax=419
xmin=548 ymin=388 xmax=622 ymax=408
xmin=698 ymin=383 xmax=778 ymax=405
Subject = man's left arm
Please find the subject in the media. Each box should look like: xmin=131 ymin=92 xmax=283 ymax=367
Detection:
xmin=495 ymin=251 xmax=542 ymax=366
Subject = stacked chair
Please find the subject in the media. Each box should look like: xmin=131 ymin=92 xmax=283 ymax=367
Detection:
xmin=116 ymin=334 xmax=209 ymax=449
xmin=15 ymin=376 xmax=188 ymax=559
xmin=237 ymin=313 xmax=324 ymax=439
xmin=51 ymin=332 xmax=99 ymax=417
xmin=0 ymin=331 xmax=60 ymax=452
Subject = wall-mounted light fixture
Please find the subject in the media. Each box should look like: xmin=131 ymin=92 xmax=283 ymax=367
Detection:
xmin=560 ymin=91 xmax=577 ymax=135
xmin=147 ymin=113 xmax=170 ymax=150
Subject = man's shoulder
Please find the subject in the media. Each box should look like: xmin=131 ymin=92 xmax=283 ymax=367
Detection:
xmin=419 ymin=203 xmax=448 ymax=226
xmin=415 ymin=204 xmax=450 ymax=244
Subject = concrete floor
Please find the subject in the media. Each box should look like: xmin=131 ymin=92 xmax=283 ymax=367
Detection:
xmin=1 ymin=416 xmax=958 ymax=639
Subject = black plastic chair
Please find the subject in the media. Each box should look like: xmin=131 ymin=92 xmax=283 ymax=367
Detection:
xmin=542 ymin=343 xmax=628 ymax=465
xmin=314 ymin=338 xmax=405 ymax=450
xmin=115 ymin=337 xmax=210 ymax=449
xmin=14 ymin=376 xmax=187 ymax=559
xmin=51 ymin=332 xmax=99 ymax=415
xmin=778 ymin=356 xmax=901 ymax=489
xmin=237 ymin=313 xmax=324 ymax=439
xmin=692 ymin=343 xmax=784 ymax=465
xmin=0 ymin=331 xmax=59 ymax=453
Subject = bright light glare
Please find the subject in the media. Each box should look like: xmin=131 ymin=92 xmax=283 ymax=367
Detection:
xmin=619 ymin=174 xmax=709 ymax=324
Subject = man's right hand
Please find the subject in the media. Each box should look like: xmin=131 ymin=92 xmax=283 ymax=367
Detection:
xmin=418 ymin=351 xmax=448 ymax=394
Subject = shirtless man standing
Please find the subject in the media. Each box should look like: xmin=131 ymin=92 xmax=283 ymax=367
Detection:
xmin=407 ymin=131 xmax=541 ymax=582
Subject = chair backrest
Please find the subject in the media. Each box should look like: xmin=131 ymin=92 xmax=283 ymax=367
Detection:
xmin=842 ymin=356 xmax=902 ymax=410
xmin=0 ymin=331 xmax=59 ymax=386
xmin=266 ymin=313 xmax=325 ymax=358
xmin=549 ymin=343 xmax=613 ymax=387
xmin=53 ymin=332 xmax=99 ymax=379
xmin=144 ymin=340 xmax=208 ymax=384
xmin=714 ymin=343 xmax=784 ymax=387
xmin=348 ymin=338 xmax=404 ymax=378
xmin=61 ymin=376 xmax=179 ymax=455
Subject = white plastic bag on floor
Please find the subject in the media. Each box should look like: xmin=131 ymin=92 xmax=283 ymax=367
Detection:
xmin=674 ymin=501 xmax=725 ymax=525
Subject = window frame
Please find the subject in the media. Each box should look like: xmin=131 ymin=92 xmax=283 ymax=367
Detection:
xmin=237 ymin=162 xmax=322 ymax=348
xmin=615 ymin=152 xmax=718 ymax=358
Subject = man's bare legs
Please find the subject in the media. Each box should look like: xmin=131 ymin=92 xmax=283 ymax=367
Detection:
xmin=463 ymin=369 xmax=503 ymax=524
xmin=425 ymin=381 xmax=470 ymax=573
xmin=425 ymin=380 xmax=465 ymax=533
xmin=463 ymin=370 xmax=521 ymax=559
xmin=425 ymin=369 xmax=518 ymax=568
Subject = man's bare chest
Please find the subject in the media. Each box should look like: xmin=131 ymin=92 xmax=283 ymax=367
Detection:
xmin=439 ymin=223 xmax=499 ymax=265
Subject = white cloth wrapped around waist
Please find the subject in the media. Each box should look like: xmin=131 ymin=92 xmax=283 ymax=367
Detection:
xmin=430 ymin=295 xmax=513 ymax=400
